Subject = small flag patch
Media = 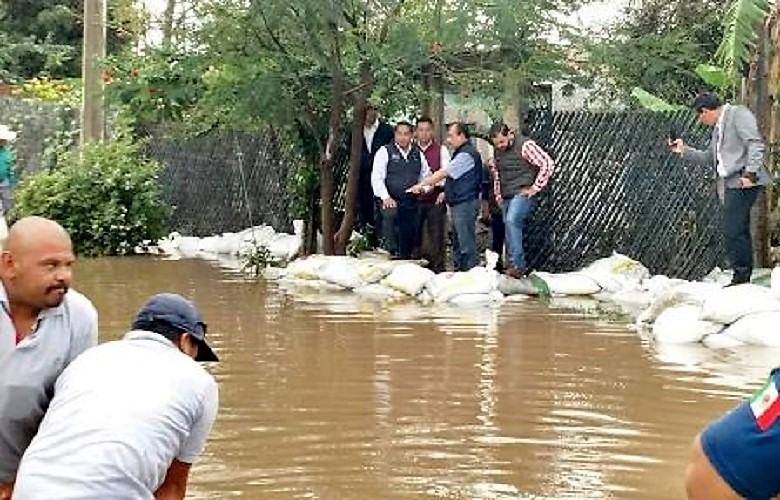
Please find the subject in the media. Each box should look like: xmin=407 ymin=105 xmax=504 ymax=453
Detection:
xmin=751 ymin=375 xmax=780 ymax=431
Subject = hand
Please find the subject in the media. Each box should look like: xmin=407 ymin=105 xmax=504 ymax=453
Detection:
xmin=405 ymin=184 xmax=425 ymax=195
xmin=668 ymin=138 xmax=684 ymax=154
xmin=740 ymin=176 xmax=756 ymax=189
xmin=520 ymin=186 xmax=540 ymax=197
xmin=480 ymin=200 xmax=491 ymax=221
xmin=381 ymin=197 xmax=397 ymax=210
xmin=486 ymin=157 xmax=496 ymax=169
xmin=435 ymin=191 xmax=446 ymax=205
xmin=0 ymin=481 xmax=13 ymax=500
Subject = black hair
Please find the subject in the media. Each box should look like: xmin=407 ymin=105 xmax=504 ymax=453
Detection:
xmin=447 ymin=121 xmax=470 ymax=138
xmin=395 ymin=121 xmax=414 ymax=132
xmin=489 ymin=122 xmax=511 ymax=138
xmin=691 ymin=93 xmax=722 ymax=113
xmin=416 ymin=116 xmax=434 ymax=126
xmin=132 ymin=319 xmax=185 ymax=345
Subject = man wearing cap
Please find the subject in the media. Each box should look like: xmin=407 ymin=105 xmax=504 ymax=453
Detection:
xmin=0 ymin=216 xmax=98 ymax=500
xmin=12 ymin=293 xmax=219 ymax=500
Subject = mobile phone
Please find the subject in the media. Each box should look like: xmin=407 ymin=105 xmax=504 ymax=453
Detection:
xmin=668 ymin=124 xmax=681 ymax=142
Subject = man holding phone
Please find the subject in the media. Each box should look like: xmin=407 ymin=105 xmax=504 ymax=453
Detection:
xmin=669 ymin=92 xmax=769 ymax=286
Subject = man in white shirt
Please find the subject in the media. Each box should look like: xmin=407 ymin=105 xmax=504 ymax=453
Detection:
xmin=358 ymin=105 xmax=394 ymax=245
xmin=371 ymin=121 xmax=432 ymax=259
xmin=13 ymin=293 xmax=219 ymax=500
xmin=0 ymin=217 xmax=98 ymax=500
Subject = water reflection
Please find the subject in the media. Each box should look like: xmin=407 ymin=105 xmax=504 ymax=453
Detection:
xmin=71 ymin=256 xmax=773 ymax=499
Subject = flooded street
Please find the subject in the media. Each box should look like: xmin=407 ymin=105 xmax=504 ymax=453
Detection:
xmin=76 ymin=257 xmax=779 ymax=499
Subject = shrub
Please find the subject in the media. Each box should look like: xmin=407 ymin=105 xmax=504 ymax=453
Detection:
xmin=12 ymin=138 xmax=171 ymax=256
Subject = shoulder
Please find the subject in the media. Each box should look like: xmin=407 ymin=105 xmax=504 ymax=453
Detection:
xmin=64 ymin=289 xmax=98 ymax=325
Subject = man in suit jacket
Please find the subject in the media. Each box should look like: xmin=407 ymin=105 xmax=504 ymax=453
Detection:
xmin=670 ymin=92 xmax=769 ymax=286
xmin=358 ymin=105 xmax=394 ymax=243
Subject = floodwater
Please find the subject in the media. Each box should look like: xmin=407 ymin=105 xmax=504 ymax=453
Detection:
xmin=75 ymin=257 xmax=780 ymax=499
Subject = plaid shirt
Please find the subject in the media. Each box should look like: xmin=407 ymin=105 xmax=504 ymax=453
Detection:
xmin=492 ymin=139 xmax=555 ymax=204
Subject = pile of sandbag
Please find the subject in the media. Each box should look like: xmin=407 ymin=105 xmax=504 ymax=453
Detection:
xmin=637 ymin=273 xmax=780 ymax=347
xmin=155 ymin=220 xmax=305 ymax=263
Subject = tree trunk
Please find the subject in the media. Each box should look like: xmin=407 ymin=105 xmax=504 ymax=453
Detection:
xmin=334 ymin=62 xmax=373 ymax=254
xmin=81 ymin=0 xmax=107 ymax=146
xmin=162 ymin=0 xmax=176 ymax=49
xmin=320 ymin=72 xmax=345 ymax=255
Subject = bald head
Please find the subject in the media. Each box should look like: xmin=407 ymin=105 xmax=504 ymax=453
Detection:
xmin=2 ymin=217 xmax=74 ymax=310
xmin=6 ymin=217 xmax=72 ymax=254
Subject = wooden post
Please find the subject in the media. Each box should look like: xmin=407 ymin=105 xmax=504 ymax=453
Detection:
xmin=432 ymin=70 xmax=445 ymax=145
xmin=81 ymin=0 xmax=107 ymax=146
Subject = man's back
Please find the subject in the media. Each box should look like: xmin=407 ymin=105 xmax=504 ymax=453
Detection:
xmin=13 ymin=331 xmax=218 ymax=500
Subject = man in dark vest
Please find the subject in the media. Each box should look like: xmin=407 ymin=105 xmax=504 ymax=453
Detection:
xmin=358 ymin=105 xmax=394 ymax=244
xmin=413 ymin=116 xmax=450 ymax=272
xmin=371 ymin=121 xmax=432 ymax=259
xmin=408 ymin=122 xmax=482 ymax=271
xmin=489 ymin=123 xmax=555 ymax=278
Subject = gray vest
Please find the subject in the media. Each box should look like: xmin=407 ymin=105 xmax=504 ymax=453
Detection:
xmin=495 ymin=137 xmax=537 ymax=198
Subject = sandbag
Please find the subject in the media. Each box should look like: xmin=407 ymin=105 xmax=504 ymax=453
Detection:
xmin=652 ymin=305 xmax=723 ymax=344
xmin=381 ymin=263 xmax=435 ymax=297
xmin=581 ymin=252 xmax=650 ymax=293
xmin=772 ymin=267 xmax=780 ymax=298
xmin=319 ymin=257 xmax=362 ymax=289
xmin=448 ymin=293 xmax=495 ymax=306
xmin=355 ymin=259 xmax=396 ymax=285
xmin=426 ymin=267 xmax=498 ymax=303
xmin=700 ymin=284 xmax=780 ymax=325
xmin=498 ymin=275 xmax=544 ymax=296
xmin=720 ymin=311 xmax=780 ymax=347
xmin=636 ymin=282 xmax=722 ymax=326
xmin=285 ymin=255 xmax=330 ymax=280
xmin=702 ymin=332 xmax=747 ymax=349
xmin=215 ymin=233 xmax=240 ymax=255
xmin=534 ymin=272 xmax=601 ymax=296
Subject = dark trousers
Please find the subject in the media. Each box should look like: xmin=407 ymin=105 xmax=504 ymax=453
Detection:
xmin=417 ymin=202 xmax=447 ymax=272
xmin=358 ymin=167 xmax=378 ymax=244
xmin=380 ymin=196 xmax=420 ymax=259
xmin=489 ymin=210 xmax=505 ymax=270
xmin=723 ymin=186 xmax=761 ymax=283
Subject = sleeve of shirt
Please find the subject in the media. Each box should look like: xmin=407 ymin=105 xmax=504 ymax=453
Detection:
xmin=733 ymin=106 xmax=765 ymax=173
xmin=371 ymin=146 xmax=390 ymax=200
xmin=447 ymin=152 xmax=475 ymax=180
xmin=521 ymin=140 xmax=555 ymax=190
xmin=177 ymin=378 xmax=219 ymax=464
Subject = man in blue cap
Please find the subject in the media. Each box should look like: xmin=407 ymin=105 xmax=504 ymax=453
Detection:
xmin=11 ymin=293 xmax=219 ymax=500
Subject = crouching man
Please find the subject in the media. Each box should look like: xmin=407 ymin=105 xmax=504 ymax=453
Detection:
xmin=12 ymin=293 xmax=220 ymax=500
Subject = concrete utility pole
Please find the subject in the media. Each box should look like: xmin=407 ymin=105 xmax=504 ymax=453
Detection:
xmin=81 ymin=0 xmax=107 ymax=145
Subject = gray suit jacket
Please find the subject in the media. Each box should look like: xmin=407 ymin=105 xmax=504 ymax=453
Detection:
xmin=682 ymin=104 xmax=769 ymax=189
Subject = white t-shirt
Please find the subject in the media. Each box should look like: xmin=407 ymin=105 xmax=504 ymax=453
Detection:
xmin=13 ymin=330 xmax=219 ymax=500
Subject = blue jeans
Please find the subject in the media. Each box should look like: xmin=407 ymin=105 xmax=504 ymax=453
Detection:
xmin=449 ymin=197 xmax=479 ymax=271
xmin=502 ymin=194 xmax=536 ymax=269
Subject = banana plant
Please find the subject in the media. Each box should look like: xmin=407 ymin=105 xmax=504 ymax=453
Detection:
xmin=715 ymin=0 xmax=774 ymax=79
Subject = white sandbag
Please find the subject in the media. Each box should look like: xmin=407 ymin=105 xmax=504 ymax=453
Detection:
xmin=636 ymin=282 xmax=723 ymax=326
xmin=319 ymin=256 xmax=362 ymax=289
xmin=702 ymin=333 xmax=747 ymax=349
xmin=267 ymin=234 xmax=302 ymax=262
xmin=581 ymin=252 xmax=650 ymax=293
xmin=720 ymin=311 xmax=780 ymax=347
xmin=353 ymin=283 xmax=407 ymax=301
xmin=215 ymin=233 xmax=240 ymax=255
xmin=178 ymin=236 xmax=202 ymax=257
xmin=772 ymin=267 xmax=780 ymax=298
xmin=652 ymin=305 xmax=723 ymax=344
xmin=355 ymin=260 xmax=396 ymax=285
xmin=285 ymin=255 xmax=330 ymax=280
xmin=427 ymin=267 xmax=498 ymax=303
xmin=448 ymin=293 xmax=494 ymax=306
xmin=700 ymin=284 xmax=780 ymax=325
xmin=381 ymin=263 xmax=435 ymax=297
xmin=534 ymin=272 xmax=601 ymax=296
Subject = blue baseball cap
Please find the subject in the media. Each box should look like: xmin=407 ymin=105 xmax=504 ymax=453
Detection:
xmin=132 ymin=293 xmax=219 ymax=362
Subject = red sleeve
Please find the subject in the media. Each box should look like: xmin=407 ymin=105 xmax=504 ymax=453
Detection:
xmin=521 ymin=140 xmax=555 ymax=190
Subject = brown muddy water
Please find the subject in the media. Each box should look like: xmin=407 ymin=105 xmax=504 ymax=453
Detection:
xmin=75 ymin=256 xmax=780 ymax=499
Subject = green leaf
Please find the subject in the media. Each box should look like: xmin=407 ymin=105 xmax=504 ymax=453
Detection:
xmin=716 ymin=0 xmax=772 ymax=78
xmin=694 ymin=64 xmax=732 ymax=89
xmin=630 ymin=87 xmax=685 ymax=111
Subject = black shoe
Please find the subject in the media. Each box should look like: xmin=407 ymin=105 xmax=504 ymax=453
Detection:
xmin=725 ymin=279 xmax=749 ymax=288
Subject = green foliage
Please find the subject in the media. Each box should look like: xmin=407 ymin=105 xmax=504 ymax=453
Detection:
xmin=589 ymin=0 xmax=728 ymax=104
xmin=0 ymin=0 xmax=147 ymax=82
xmin=241 ymin=242 xmax=275 ymax=277
xmin=12 ymin=138 xmax=170 ymax=257
xmin=694 ymin=64 xmax=732 ymax=90
xmin=347 ymin=231 xmax=373 ymax=257
xmin=716 ymin=0 xmax=772 ymax=78
xmin=15 ymin=76 xmax=80 ymax=105
xmin=631 ymin=87 xmax=686 ymax=111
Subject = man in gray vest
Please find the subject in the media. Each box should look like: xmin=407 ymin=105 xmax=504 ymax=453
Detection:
xmin=489 ymin=123 xmax=555 ymax=278
xmin=670 ymin=92 xmax=769 ymax=286
xmin=371 ymin=121 xmax=433 ymax=259
xmin=408 ymin=122 xmax=483 ymax=271
xmin=0 ymin=217 xmax=98 ymax=499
